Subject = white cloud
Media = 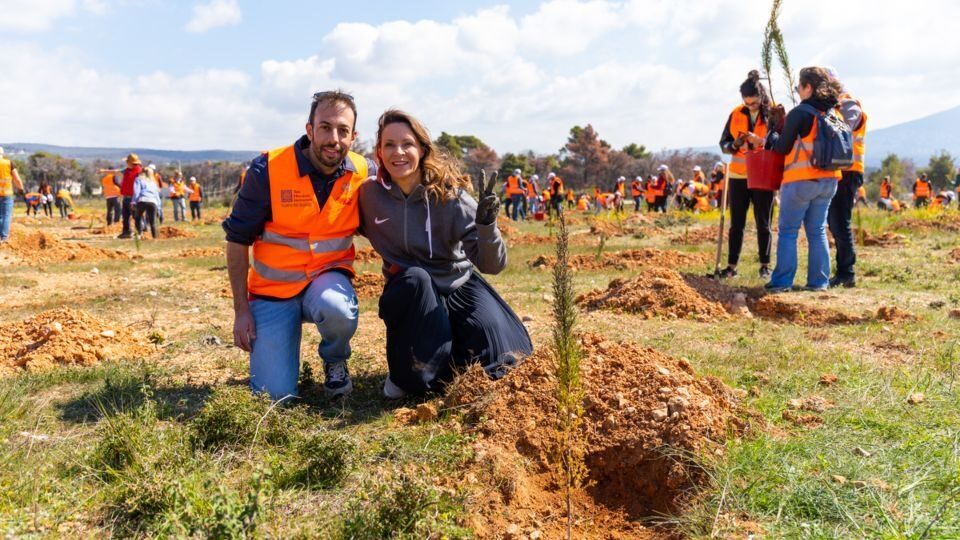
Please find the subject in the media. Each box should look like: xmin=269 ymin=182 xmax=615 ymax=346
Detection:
xmin=0 ymin=0 xmax=99 ymax=32
xmin=185 ymin=0 xmax=241 ymax=34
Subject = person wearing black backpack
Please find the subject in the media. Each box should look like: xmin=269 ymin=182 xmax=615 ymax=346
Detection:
xmin=757 ymin=66 xmax=844 ymax=292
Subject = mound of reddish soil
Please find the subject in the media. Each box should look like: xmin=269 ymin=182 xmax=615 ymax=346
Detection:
xmin=875 ymin=305 xmax=915 ymax=323
xmin=2 ymin=225 xmax=130 ymax=264
xmin=354 ymin=247 xmax=381 ymax=264
xmin=89 ymin=223 xmax=122 ymax=236
xmin=157 ymin=226 xmax=196 ymax=239
xmin=750 ymin=296 xmax=866 ymax=325
xmin=671 ymin=226 xmax=726 ymax=245
xmin=856 ymin=230 xmax=905 ymax=246
xmin=455 ymin=334 xmax=754 ymax=537
xmin=949 ymin=247 xmax=960 ymax=263
xmin=893 ymin=214 xmax=960 ymax=232
xmin=506 ymin=233 xmax=556 ymax=246
xmin=352 ymin=272 xmax=384 ymax=299
xmin=177 ymin=247 xmax=224 ymax=258
xmin=577 ymin=268 xmax=730 ymax=321
xmin=0 ymin=308 xmax=151 ymax=377
xmin=529 ymin=248 xmax=709 ymax=272
xmin=498 ymin=223 xmax=520 ymax=237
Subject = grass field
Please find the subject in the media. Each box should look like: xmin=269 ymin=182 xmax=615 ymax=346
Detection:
xmin=1 ymin=199 xmax=958 ymax=538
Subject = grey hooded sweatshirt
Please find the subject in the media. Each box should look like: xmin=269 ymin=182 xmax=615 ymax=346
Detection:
xmin=358 ymin=177 xmax=506 ymax=294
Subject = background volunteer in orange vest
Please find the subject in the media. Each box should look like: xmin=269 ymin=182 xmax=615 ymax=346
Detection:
xmin=826 ymin=69 xmax=866 ymax=288
xmin=526 ymin=174 xmax=540 ymax=215
xmin=504 ymin=169 xmax=525 ymax=221
xmin=187 ymin=177 xmax=203 ymax=220
xmin=0 ymin=147 xmax=26 ymax=242
xmin=101 ymin=171 xmax=122 ymax=225
xmin=763 ymin=67 xmax=843 ymax=292
xmin=717 ymin=71 xmax=775 ymax=279
xmin=146 ymin=164 xmax=165 ymax=225
xmin=358 ymin=110 xmax=532 ymax=398
xmin=99 ymin=154 xmax=142 ymax=239
xmin=913 ymin=174 xmax=932 ymax=207
xmin=709 ymin=162 xmax=725 ymax=208
xmin=654 ymin=165 xmax=672 ymax=213
xmin=223 ymin=90 xmax=373 ymax=400
xmin=631 ymin=176 xmax=643 ymax=212
xmin=878 ymin=176 xmax=894 ymax=210
xmin=548 ymin=172 xmax=564 ymax=216
xmin=170 ymin=171 xmax=187 ymax=222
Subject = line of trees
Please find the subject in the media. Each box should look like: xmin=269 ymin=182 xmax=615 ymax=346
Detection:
xmin=867 ymin=151 xmax=958 ymax=199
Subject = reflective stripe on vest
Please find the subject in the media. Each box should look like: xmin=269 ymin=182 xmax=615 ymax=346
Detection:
xmin=782 ymin=114 xmax=842 ymax=184
xmin=727 ymin=105 xmax=768 ymax=178
xmin=247 ymin=145 xmax=367 ymax=298
xmin=915 ymin=180 xmax=931 ymax=198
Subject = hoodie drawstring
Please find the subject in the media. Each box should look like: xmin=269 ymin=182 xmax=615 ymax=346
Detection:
xmin=424 ymin=195 xmax=433 ymax=259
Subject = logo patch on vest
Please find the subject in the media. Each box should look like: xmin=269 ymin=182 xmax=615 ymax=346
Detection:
xmin=280 ymin=189 xmax=294 ymax=203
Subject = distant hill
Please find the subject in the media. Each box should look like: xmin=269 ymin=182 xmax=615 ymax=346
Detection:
xmin=866 ymin=105 xmax=960 ymax=168
xmin=0 ymin=143 xmax=257 ymax=165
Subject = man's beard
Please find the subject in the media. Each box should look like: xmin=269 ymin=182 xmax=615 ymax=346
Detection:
xmin=311 ymin=141 xmax=346 ymax=169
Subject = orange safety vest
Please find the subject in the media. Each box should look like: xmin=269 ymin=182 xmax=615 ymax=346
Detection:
xmin=566 ymin=190 xmax=574 ymax=202
xmin=914 ymin=179 xmax=931 ymax=198
xmin=856 ymin=186 xmax=866 ymax=199
xmin=248 ymin=146 xmax=368 ymax=299
xmin=694 ymin=196 xmax=711 ymax=213
xmin=0 ymin=158 xmax=14 ymax=197
xmin=880 ymin=181 xmax=892 ymax=199
xmin=782 ymin=111 xmax=842 ymax=184
xmin=615 ymin=182 xmax=625 ymax=196
xmin=726 ymin=105 xmax=769 ymax=178
xmin=644 ymin=180 xmax=661 ymax=203
xmin=101 ymin=174 xmax=121 ymax=198
xmin=505 ymin=175 xmax=524 ymax=196
xmin=526 ymin=180 xmax=536 ymax=198
xmin=631 ymin=180 xmax=642 ymax=197
xmin=577 ymin=198 xmax=588 ymax=211
xmin=839 ymin=93 xmax=867 ymax=174
xmin=550 ymin=176 xmax=564 ymax=196
xmin=542 ymin=188 xmax=551 ymax=200
xmin=188 ymin=183 xmax=203 ymax=202
xmin=173 ymin=181 xmax=186 ymax=198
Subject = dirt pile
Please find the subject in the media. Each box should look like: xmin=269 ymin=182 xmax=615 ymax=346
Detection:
xmin=750 ymin=296 xmax=867 ymax=326
xmin=671 ymin=226 xmax=726 ymax=245
xmin=157 ymin=226 xmax=196 ymax=239
xmin=456 ymin=333 xmax=753 ymax=537
xmin=3 ymin=225 xmax=130 ymax=264
xmin=0 ymin=308 xmax=151 ymax=377
xmin=950 ymin=247 xmax=960 ymax=263
xmin=529 ymin=248 xmax=709 ymax=272
xmin=90 ymin=223 xmax=122 ymax=236
xmin=893 ymin=214 xmax=960 ymax=233
xmin=506 ymin=232 xmax=555 ymax=246
xmin=498 ymin=223 xmax=520 ymax=237
xmin=875 ymin=305 xmax=915 ymax=323
xmin=177 ymin=247 xmax=224 ymax=258
xmin=856 ymin=230 xmax=905 ymax=247
xmin=577 ymin=268 xmax=730 ymax=321
xmin=354 ymin=247 xmax=381 ymax=264
xmin=352 ymin=272 xmax=384 ymax=299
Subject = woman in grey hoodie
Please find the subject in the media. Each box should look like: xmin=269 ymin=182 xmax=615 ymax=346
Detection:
xmin=359 ymin=109 xmax=532 ymax=399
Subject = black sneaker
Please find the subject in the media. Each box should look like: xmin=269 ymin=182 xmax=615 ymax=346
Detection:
xmin=758 ymin=265 xmax=771 ymax=279
xmin=323 ymin=361 xmax=353 ymax=398
xmin=828 ymin=276 xmax=857 ymax=289
xmin=718 ymin=266 xmax=738 ymax=279
xmin=117 ymin=232 xmax=132 ymax=239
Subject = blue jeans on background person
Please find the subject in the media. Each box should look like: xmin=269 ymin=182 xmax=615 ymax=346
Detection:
xmin=172 ymin=198 xmax=186 ymax=221
xmin=0 ymin=196 xmax=13 ymax=241
xmin=510 ymin=194 xmax=524 ymax=221
xmin=768 ymin=179 xmax=839 ymax=290
xmin=249 ymin=271 xmax=359 ymax=400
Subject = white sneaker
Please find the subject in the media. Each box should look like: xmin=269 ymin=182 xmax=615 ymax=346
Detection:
xmin=382 ymin=375 xmax=407 ymax=399
xmin=323 ymin=361 xmax=353 ymax=398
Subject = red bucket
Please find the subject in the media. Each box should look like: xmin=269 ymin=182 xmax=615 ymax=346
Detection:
xmin=745 ymin=149 xmax=784 ymax=191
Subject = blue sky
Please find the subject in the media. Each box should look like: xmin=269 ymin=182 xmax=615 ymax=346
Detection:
xmin=3 ymin=0 xmax=959 ymax=155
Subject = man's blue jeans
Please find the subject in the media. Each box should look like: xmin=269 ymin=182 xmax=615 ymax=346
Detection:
xmin=769 ymin=179 xmax=838 ymax=290
xmin=249 ymin=271 xmax=359 ymax=400
xmin=510 ymin=194 xmax=525 ymax=220
xmin=0 ymin=196 xmax=13 ymax=241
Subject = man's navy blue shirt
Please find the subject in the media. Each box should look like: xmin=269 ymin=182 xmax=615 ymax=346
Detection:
xmin=222 ymin=135 xmax=374 ymax=245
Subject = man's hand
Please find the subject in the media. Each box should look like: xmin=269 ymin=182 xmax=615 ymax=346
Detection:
xmin=474 ymin=170 xmax=500 ymax=226
xmin=233 ymin=307 xmax=256 ymax=352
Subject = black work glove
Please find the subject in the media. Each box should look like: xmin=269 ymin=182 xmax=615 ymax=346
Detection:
xmin=474 ymin=170 xmax=500 ymax=226
xmin=732 ymin=133 xmax=746 ymax=151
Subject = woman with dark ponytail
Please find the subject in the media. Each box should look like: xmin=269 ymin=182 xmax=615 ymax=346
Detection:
xmin=758 ymin=66 xmax=844 ymax=292
xmin=716 ymin=70 xmax=775 ymax=279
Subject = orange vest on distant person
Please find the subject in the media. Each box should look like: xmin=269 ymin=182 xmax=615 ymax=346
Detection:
xmin=188 ymin=183 xmax=202 ymax=202
xmin=726 ymin=105 xmax=769 ymax=178
xmin=101 ymin=174 xmax=121 ymax=198
xmin=248 ymin=146 xmax=367 ymax=299
xmin=880 ymin=181 xmax=892 ymax=199
xmin=631 ymin=180 xmax=642 ymax=197
xmin=550 ymin=176 xmax=564 ymax=196
xmin=914 ymin=179 xmax=931 ymax=198
xmin=839 ymin=93 xmax=867 ymax=174
xmin=505 ymin=175 xmax=524 ymax=196
xmin=0 ymin=158 xmax=14 ymax=197
xmin=781 ymin=111 xmax=843 ymax=184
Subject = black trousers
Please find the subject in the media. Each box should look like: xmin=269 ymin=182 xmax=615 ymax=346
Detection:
xmin=135 ymin=202 xmax=157 ymax=238
xmin=42 ymin=201 xmax=52 ymax=217
xmin=378 ymin=267 xmax=533 ymax=394
xmin=106 ymin=198 xmax=121 ymax=225
xmin=828 ymin=171 xmax=862 ymax=279
xmin=727 ymin=178 xmax=773 ymax=266
xmin=121 ymin=196 xmax=133 ymax=234
xmin=190 ymin=201 xmax=202 ymax=220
